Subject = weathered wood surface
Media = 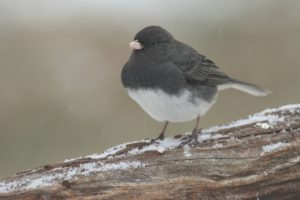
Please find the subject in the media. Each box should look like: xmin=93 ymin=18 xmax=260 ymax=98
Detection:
xmin=0 ymin=104 xmax=300 ymax=200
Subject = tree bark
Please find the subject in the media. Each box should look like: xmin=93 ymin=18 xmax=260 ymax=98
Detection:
xmin=0 ymin=104 xmax=300 ymax=200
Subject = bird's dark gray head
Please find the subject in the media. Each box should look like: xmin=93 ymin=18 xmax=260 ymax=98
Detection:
xmin=128 ymin=26 xmax=174 ymax=63
xmin=133 ymin=26 xmax=174 ymax=48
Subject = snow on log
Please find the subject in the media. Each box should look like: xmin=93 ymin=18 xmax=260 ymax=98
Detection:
xmin=0 ymin=104 xmax=300 ymax=200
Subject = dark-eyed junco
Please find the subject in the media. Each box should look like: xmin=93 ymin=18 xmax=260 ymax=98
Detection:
xmin=121 ymin=26 xmax=270 ymax=140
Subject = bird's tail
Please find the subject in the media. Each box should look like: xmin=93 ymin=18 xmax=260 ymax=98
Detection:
xmin=218 ymin=79 xmax=271 ymax=96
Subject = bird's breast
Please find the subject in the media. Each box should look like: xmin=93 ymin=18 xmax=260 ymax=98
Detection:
xmin=127 ymin=88 xmax=215 ymax=122
xmin=121 ymin=61 xmax=185 ymax=95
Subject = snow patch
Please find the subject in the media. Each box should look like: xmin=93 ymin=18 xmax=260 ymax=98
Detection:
xmin=262 ymin=142 xmax=289 ymax=154
xmin=198 ymin=133 xmax=212 ymax=141
xmin=197 ymin=133 xmax=223 ymax=142
xmin=128 ymin=137 xmax=182 ymax=155
xmin=212 ymin=143 xmax=224 ymax=148
xmin=86 ymin=143 xmax=128 ymax=159
xmin=196 ymin=105 xmax=291 ymax=141
xmin=183 ymin=145 xmax=192 ymax=157
xmin=260 ymin=104 xmax=300 ymax=115
xmin=64 ymin=157 xmax=82 ymax=163
xmin=79 ymin=161 xmax=144 ymax=175
xmin=202 ymin=114 xmax=282 ymax=134
xmin=256 ymin=122 xmax=272 ymax=129
xmin=0 ymin=161 xmax=144 ymax=194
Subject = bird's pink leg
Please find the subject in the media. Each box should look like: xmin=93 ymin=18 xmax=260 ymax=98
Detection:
xmin=192 ymin=115 xmax=201 ymax=136
xmin=156 ymin=121 xmax=169 ymax=140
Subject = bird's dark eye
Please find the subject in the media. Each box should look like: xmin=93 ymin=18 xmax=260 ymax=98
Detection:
xmin=150 ymin=41 xmax=156 ymax=46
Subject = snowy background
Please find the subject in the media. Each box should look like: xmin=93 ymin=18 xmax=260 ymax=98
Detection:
xmin=0 ymin=0 xmax=300 ymax=177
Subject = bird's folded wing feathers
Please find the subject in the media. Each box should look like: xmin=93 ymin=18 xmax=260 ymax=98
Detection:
xmin=181 ymin=55 xmax=271 ymax=96
xmin=205 ymin=67 xmax=232 ymax=85
xmin=182 ymin=56 xmax=232 ymax=85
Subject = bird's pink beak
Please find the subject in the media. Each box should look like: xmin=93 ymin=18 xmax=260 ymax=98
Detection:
xmin=129 ymin=40 xmax=143 ymax=50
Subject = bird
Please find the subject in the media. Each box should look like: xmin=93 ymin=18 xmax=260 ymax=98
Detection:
xmin=121 ymin=25 xmax=270 ymax=140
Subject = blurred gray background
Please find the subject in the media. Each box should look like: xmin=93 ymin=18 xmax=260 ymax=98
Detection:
xmin=0 ymin=0 xmax=299 ymax=177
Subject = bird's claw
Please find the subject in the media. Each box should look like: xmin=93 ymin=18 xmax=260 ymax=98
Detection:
xmin=180 ymin=128 xmax=202 ymax=147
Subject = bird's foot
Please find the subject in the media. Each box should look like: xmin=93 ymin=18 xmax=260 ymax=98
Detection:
xmin=180 ymin=128 xmax=202 ymax=147
xmin=148 ymin=132 xmax=165 ymax=144
xmin=192 ymin=127 xmax=201 ymax=135
xmin=152 ymin=129 xmax=165 ymax=141
xmin=156 ymin=132 xmax=165 ymax=140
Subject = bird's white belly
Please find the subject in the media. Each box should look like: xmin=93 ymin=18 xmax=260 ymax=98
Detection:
xmin=127 ymin=88 xmax=215 ymax=122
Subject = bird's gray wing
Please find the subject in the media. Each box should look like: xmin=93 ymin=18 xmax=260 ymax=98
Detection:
xmin=173 ymin=43 xmax=232 ymax=85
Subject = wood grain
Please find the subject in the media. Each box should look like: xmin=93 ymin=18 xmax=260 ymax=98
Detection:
xmin=0 ymin=104 xmax=300 ymax=200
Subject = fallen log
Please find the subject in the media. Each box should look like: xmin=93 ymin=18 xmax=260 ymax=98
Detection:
xmin=0 ymin=104 xmax=300 ymax=200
